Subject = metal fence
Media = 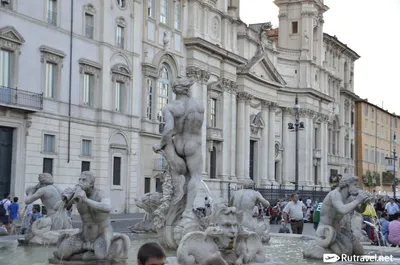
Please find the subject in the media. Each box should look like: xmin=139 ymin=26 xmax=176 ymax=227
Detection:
xmin=255 ymin=184 xmax=331 ymax=204
xmin=0 ymin=86 xmax=43 ymax=110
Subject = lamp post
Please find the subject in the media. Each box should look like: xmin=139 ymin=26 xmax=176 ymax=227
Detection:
xmin=287 ymin=95 xmax=305 ymax=191
xmin=393 ymin=133 xmax=397 ymax=199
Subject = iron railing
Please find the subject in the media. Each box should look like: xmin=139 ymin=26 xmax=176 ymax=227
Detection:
xmin=47 ymin=10 xmax=57 ymax=25
xmin=0 ymin=86 xmax=43 ymax=110
xmin=255 ymin=184 xmax=331 ymax=203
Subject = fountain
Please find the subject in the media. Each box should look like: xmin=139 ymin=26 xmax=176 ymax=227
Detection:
xmin=230 ymin=179 xmax=271 ymax=243
xmin=48 ymin=171 xmax=130 ymax=264
xmin=18 ymin=173 xmax=77 ymax=245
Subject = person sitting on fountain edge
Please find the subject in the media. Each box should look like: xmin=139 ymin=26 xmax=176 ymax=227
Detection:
xmin=137 ymin=242 xmax=166 ymax=265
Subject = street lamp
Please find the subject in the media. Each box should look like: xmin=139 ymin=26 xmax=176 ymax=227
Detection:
xmin=287 ymin=94 xmax=305 ymax=191
xmin=386 ymin=133 xmax=397 ymax=198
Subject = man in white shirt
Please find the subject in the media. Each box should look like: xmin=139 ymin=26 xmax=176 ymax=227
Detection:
xmin=385 ymin=198 xmax=400 ymax=221
xmin=283 ymin=193 xmax=307 ymax=234
xmin=0 ymin=193 xmax=11 ymax=230
xmin=306 ymin=197 xmax=312 ymax=208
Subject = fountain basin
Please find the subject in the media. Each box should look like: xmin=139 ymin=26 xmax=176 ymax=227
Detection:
xmin=1 ymin=234 xmax=400 ymax=265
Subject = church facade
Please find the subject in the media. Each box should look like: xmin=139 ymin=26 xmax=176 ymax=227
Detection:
xmin=139 ymin=0 xmax=360 ymax=207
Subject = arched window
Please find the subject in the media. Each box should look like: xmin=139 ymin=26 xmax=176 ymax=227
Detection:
xmin=344 ymin=62 xmax=349 ymax=86
xmin=157 ymin=65 xmax=170 ymax=133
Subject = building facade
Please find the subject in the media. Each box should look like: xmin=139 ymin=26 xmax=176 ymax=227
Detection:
xmin=1 ymin=0 xmax=361 ymax=212
xmin=355 ymin=99 xmax=400 ymax=195
xmin=0 ymin=0 xmax=142 ymax=213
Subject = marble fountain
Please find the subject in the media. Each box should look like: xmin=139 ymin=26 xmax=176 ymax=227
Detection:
xmin=6 ymin=77 xmax=400 ymax=265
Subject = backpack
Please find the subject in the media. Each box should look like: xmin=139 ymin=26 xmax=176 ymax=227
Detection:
xmin=0 ymin=200 xmax=8 ymax=216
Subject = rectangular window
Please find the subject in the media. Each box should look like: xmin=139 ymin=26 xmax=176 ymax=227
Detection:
xmin=47 ymin=0 xmax=57 ymax=25
xmin=45 ymin=62 xmax=57 ymax=98
xmin=174 ymin=1 xmax=181 ymax=29
xmin=381 ymin=153 xmax=385 ymax=165
xmin=364 ymin=147 xmax=368 ymax=161
xmin=376 ymin=151 xmax=379 ymax=163
xmin=371 ymin=108 xmax=374 ymax=119
xmin=160 ymin=0 xmax=168 ymax=24
xmin=112 ymin=156 xmax=121 ymax=186
xmin=314 ymin=128 xmax=318 ymax=149
xmin=210 ymin=98 xmax=217 ymax=127
xmin=157 ymin=79 xmax=169 ymax=133
xmin=147 ymin=0 xmax=153 ymax=17
xmin=396 ymin=119 xmax=398 ymax=128
xmin=146 ymin=79 xmax=153 ymax=119
xmin=83 ymin=73 xmax=94 ymax=106
xmin=116 ymin=25 xmax=124 ymax=49
xmin=82 ymin=139 xmax=92 ymax=156
xmin=364 ymin=105 xmax=368 ymax=116
xmin=351 ymin=142 xmax=354 ymax=159
xmin=44 ymin=134 xmax=55 ymax=153
xmin=370 ymin=149 xmax=374 ymax=163
xmin=81 ymin=161 xmax=90 ymax=172
xmin=0 ymin=49 xmax=11 ymax=87
xmin=156 ymin=178 xmax=162 ymax=192
xmin=43 ymin=158 xmax=53 ymax=175
xmin=85 ymin=13 xmax=94 ymax=39
xmin=364 ymin=118 xmax=368 ymax=132
xmin=144 ymin=177 xmax=151 ymax=193
xmin=351 ymin=111 xmax=354 ymax=125
xmin=291 ymin=21 xmax=298 ymax=34
xmin=115 ymin=82 xmax=123 ymax=112
xmin=370 ymin=121 xmax=374 ymax=134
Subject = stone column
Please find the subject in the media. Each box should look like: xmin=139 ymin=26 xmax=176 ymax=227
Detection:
xmin=321 ymin=114 xmax=330 ymax=186
xmin=244 ymin=93 xmax=253 ymax=179
xmin=260 ymin=101 xmax=270 ymax=186
xmin=268 ymin=102 xmax=278 ymax=182
xmin=236 ymin=92 xmax=247 ymax=181
xmin=281 ymin=107 xmax=291 ymax=184
xmin=230 ymin=83 xmax=237 ymax=179
xmin=222 ymin=81 xmax=231 ymax=179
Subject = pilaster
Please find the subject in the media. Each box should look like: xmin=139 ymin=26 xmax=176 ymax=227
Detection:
xmin=244 ymin=93 xmax=253 ymax=179
xmin=281 ymin=107 xmax=291 ymax=184
xmin=260 ymin=101 xmax=270 ymax=186
xmin=268 ymin=102 xmax=277 ymax=182
xmin=236 ymin=92 xmax=252 ymax=182
xmin=230 ymin=84 xmax=237 ymax=179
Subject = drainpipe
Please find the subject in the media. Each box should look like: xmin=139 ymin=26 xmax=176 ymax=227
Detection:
xmin=67 ymin=0 xmax=74 ymax=163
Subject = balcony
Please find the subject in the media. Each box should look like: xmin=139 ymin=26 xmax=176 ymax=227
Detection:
xmin=313 ymin=149 xmax=322 ymax=159
xmin=0 ymin=86 xmax=43 ymax=111
xmin=206 ymin=127 xmax=223 ymax=141
xmin=386 ymin=165 xmax=398 ymax=172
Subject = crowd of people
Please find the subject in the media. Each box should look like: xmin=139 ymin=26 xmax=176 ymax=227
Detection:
xmin=0 ymin=192 xmax=45 ymax=235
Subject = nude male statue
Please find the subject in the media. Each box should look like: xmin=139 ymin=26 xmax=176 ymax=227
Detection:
xmin=53 ymin=171 xmax=113 ymax=261
xmin=153 ymin=77 xmax=204 ymax=216
xmin=25 ymin=173 xmax=71 ymax=231
xmin=304 ymin=175 xmax=371 ymax=258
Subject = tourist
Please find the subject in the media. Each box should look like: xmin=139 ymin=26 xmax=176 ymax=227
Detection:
xmin=0 ymin=193 xmax=11 ymax=231
xmin=283 ymin=193 xmax=307 ymax=234
xmin=388 ymin=212 xmax=400 ymax=246
xmin=137 ymin=242 xmax=166 ymax=265
xmin=202 ymin=255 xmax=228 ymax=265
xmin=30 ymin=206 xmax=43 ymax=226
xmin=375 ymin=198 xmax=385 ymax=218
xmin=379 ymin=212 xmax=390 ymax=244
xmin=313 ymin=201 xmax=323 ymax=230
xmin=306 ymin=197 xmax=312 ymax=208
xmin=8 ymin=197 xmax=20 ymax=224
xmin=362 ymin=203 xmax=377 ymax=240
xmin=385 ymin=198 xmax=400 ymax=221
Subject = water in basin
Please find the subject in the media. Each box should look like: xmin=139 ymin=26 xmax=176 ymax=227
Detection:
xmin=0 ymin=236 xmax=399 ymax=265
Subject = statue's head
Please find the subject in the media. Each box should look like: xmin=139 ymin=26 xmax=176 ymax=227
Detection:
xmin=38 ymin=173 xmax=54 ymax=186
xmin=172 ymin=77 xmax=195 ymax=96
xmin=78 ymin=171 xmax=95 ymax=191
xmin=339 ymin=175 xmax=360 ymax=196
xmin=242 ymin=179 xmax=255 ymax=189
xmin=206 ymin=204 xmax=240 ymax=249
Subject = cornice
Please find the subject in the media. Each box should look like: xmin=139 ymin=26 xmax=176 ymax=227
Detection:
xmin=340 ymin=88 xmax=359 ymax=100
xmin=278 ymin=88 xmax=334 ymax=104
xmin=183 ymin=37 xmax=246 ymax=66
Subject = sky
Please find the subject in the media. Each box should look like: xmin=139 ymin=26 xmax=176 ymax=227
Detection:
xmin=240 ymin=0 xmax=400 ymax=114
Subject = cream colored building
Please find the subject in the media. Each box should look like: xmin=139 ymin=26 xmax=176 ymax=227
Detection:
xmin=1 ymin=0 xmax=361 ymax=212
xmin=139 ymin=0 xmax=360 ymax=206
xmin=355 ymin=99 xmax=400 ymax=195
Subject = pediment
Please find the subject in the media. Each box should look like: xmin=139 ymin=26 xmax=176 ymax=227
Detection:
xmin=0 ymin=26 xmax=25 ymax=44
xmin=238 ymin=48 xmax=286 ymax=87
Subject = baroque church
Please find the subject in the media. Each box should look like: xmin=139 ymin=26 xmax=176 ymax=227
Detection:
xmin=140 ymin=0 xmax=359 ymax=204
